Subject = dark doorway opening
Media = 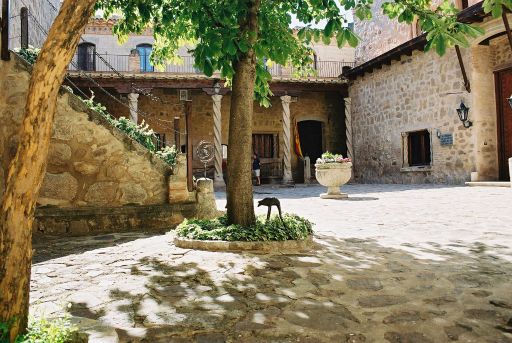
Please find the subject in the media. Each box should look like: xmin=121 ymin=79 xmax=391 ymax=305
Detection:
xmin=495 ymin=67 xmax=512 ymax=181
xmin=298 ymin=120 xmax=323 ymax=180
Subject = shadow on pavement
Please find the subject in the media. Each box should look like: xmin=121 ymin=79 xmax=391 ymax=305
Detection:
xmin=57 ymin=235 xmax=512 ymax=343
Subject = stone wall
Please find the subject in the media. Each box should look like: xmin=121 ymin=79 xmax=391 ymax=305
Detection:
xmin=350 ymin=48 xmax=474 ymax=184
xmin=0 ymin=56 xmax=174 ymax=207
xmin=92 ymin=88 xmax=346 ymax=183
xmin=349 ymin=31 xmax=512 ymax=184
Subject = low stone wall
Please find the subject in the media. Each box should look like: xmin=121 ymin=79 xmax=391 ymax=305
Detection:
xmin=34 ymin=203 xmax=195 ymax=236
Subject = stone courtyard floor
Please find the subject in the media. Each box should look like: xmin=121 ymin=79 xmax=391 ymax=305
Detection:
xmin=31 ymin=184 xmax=512 ymax=342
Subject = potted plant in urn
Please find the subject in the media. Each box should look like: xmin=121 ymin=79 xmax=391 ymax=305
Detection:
xmin=315 ymin=152 xmax=352 ymax=199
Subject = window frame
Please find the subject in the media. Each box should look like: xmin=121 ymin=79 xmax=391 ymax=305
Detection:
xmin=401 ymin=129 xmax=433 ymax=170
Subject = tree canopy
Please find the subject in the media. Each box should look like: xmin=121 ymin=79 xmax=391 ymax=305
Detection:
xmin=95 ymin=0 xmax=504 ymax=104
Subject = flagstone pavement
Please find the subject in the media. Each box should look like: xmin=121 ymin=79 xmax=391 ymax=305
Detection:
xmin=31 ymin=184 xmax=512 ymax=342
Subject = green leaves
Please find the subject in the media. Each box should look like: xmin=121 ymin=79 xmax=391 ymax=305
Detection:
xmin=483 ymin=0 xmax=512 ymax=17
xmin=176 ymin=214 xmax=314 ymax=242
xmin=335 ymin=28 xmax=360 ymax=47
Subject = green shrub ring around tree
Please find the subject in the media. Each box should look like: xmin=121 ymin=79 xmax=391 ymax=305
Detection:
xmin=176 ymin=214 xmax=313 ymax=242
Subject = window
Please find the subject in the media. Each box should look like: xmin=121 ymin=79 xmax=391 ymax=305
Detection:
xmin=136 ymin=44 xmax=154 ymax=72
xmin=77 ymin=43 xmax=96 ymax=71
xmin=253 ymin=134 xmax=278 ymax=158
xmin=406 ymin=130 xmax=431 ymax=167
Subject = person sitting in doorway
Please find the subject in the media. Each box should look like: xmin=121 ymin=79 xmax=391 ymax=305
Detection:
xmin=252 ymin=153 xmax=261 ymax=186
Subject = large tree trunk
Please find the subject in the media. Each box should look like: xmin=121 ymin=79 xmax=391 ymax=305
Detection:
xmin=226 ymin=0 xmax=260 ymax=226
xmin=0 ymin=0 xmax=96 ymax=340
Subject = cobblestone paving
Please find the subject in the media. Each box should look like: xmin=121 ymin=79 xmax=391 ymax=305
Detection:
xmin=31 ymin=184 xmax=512 ymax=342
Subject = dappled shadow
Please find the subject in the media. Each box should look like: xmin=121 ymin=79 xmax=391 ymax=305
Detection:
xmin=32 ymin=232 xmax=162 ymax=263
xmin=55 ymin=235 xmax=512 ymax=342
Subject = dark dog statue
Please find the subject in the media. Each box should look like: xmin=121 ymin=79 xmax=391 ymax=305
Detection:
xmin=257 ymin=197 xmax=285 ymax=225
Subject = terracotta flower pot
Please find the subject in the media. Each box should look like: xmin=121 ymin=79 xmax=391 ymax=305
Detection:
xmin=315 ymin=162 xmax=352 ymax=199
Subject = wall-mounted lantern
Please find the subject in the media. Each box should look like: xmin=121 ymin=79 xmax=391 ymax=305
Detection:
xmin=456 ymin=102 xmax=472 ymax=128
xmin=507 ymin=95 xmax=512 ymax=110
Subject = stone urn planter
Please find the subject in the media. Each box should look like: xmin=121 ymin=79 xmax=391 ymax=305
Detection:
xmin=315 ymin=162 xmax=352 ymax=199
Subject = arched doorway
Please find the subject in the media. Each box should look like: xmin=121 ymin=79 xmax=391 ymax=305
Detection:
xmin=298 ymin=120 xmax=324 ymax=180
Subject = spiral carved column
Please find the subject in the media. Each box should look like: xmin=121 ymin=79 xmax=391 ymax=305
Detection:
xmin=128 ymin=92 xmax=139 ymax=124
xmin=212 ymin=94 xmax=224 ymax=187
xmin=281 ymin=95 xmax=293 ymax=183
xmin=344 ymin=97 xmax=353 ymax=161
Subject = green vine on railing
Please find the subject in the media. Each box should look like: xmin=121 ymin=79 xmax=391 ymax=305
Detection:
xmin=80 ymin=92 xmax=177 ymax=166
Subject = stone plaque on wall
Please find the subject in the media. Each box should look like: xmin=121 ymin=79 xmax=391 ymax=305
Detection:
xmin=440 ymin=133 xmax=453 ymax=146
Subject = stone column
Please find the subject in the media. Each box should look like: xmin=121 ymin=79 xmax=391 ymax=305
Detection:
xmin=281 ymin=95 xmax=293 ymax=183
xmin=128 ymin=92 xmax=139 ymax=124
xmin=402 ymin=132 xmax=409 ymax=168
xmin=344 ymin=97 xmax=353 ymax=161
xmin=212 ymin=94 xmax=224 ymax=187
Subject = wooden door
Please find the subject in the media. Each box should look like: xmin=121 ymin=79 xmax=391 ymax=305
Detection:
xmin=496 ymin=68 xmax=512 ymax=181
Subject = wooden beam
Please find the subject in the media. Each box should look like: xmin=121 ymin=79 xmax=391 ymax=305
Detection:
xmin=502 ymin=10 xmax=512 ymax=52
xmin=185 ymin=101 xmax=193 ymax=192
xmin=66 ymin=74 xmax=348 ymax=94
xmin=1 ymin=0 xmax=10 ymax=61
xmin=455 ymin=45 xmax=471 ymax=93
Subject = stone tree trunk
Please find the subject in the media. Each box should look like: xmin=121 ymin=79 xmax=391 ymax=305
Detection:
xmin=0 ymin=0 xmax=96 ymax=340
xmin=226 ymin=0 xmax=260 ymax=226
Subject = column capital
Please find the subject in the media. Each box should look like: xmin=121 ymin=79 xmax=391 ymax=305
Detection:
xmin=128 ymin=92 xmax=139 ymax=101
xmin=280 ymin=95 xmax=292 ymax=104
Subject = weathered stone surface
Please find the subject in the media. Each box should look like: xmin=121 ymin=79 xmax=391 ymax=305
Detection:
xmin=48 ymin=143 xmax=72 ymax=166
xmin=444 ymin=325 xmax=472 ymax=341
xmin=283 ymin=300 xmax=359 ymax=331
xmin=358 ymin=295 xmax=408 ymax=308
xmin=490 ymin=299 xmax=512 ymax=309
xmin=85 ymin=182 xmax=118 ymax=205
xmin=384 ymin=331 xmax=433 ymax=343
xmin=423 ymin=296 xmax=457 ymax=306
xmin=347 ymin=278 xmax=383 ymax=291
xmin=119 ymin=183 xmax=147 ymax=204
xmin=39 ymin=172 xmax=78 ymax=202
xmin=73 ymin=162 xmax=100 ymax=175
xmin=382 ymin=311 xmax=422 ymax=324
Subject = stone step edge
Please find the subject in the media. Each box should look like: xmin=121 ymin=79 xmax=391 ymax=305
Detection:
xmin=465 ymin=181 xmax=511 ymax=188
